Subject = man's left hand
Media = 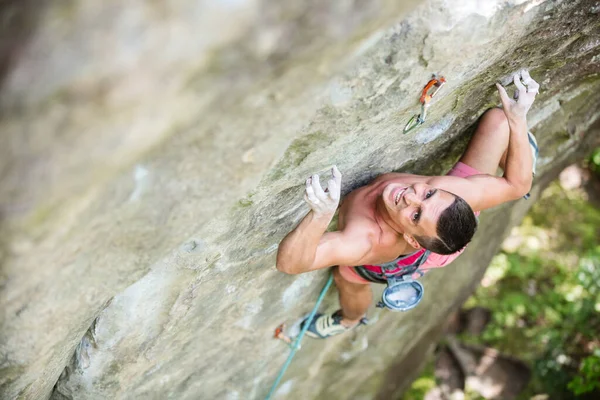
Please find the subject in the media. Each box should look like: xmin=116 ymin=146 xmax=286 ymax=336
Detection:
xmin=496 ymin=69 xmax=540 ymax=123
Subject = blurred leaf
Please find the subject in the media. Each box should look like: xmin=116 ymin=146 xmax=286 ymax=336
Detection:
xmin=412 ymin=168 xmax=600 ymax=398
xmin=568 ymin=353 xmax=600 ymax=395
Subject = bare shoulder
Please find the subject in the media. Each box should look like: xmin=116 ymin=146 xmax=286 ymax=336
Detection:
xmin=427 ymin=175 xmax=482 ymax=209
xmin=372 ymin=172 xmax=422 ymax=184
xmin=342 ymin=213 xmax=380 ymax=240
xmin=311 ymin=219 xmax=376 ymax=271
xmin=338 ymin=196 xmax=381 ymax=248
xmin=427 ymin=175 xmax=473 ymax=193
xmin=373 ymin=172 xmax=405 ymax=182
xmin=428 ymin=173 xmax=512 ymax=211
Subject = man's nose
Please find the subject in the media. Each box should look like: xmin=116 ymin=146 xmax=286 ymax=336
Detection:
xmin=405 ymin=192 xmax=421 ymax=206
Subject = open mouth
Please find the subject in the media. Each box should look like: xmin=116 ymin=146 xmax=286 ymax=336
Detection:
xmin=394 ymin=187 xmax=407 ymax=205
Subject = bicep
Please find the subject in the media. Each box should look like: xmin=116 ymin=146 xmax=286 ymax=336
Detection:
xmin=437 ymin=175 xmax=522 ymax=211
xmin=463 ymin=174 xmax=523 ymax=210
xmin=308 ymin=231 xmax=372 ymax=272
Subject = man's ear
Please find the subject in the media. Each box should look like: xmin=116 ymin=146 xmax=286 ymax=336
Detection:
xmin=403 ymin=233 xmax=422 ymax=249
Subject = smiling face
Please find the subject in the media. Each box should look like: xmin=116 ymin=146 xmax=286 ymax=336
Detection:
xmin=381 ymin=182 xmax=456 ymax=241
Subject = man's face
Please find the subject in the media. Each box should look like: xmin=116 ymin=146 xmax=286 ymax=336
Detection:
xmin=381 ymin=182 xmax=456 ymax=238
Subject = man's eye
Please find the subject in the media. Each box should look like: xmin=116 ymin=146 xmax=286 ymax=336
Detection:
xmin=425 ymin=190 xmax=433 ymax=199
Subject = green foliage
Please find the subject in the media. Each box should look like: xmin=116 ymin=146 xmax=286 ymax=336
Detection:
xmin=468 ymin=180 xmax=600 ymax=399
xmin=568 ymin=350 xmax=600 ymax=395
xmin=587 ymin=147 xmax=600 ymax=176
xmin=528 ymin=182 xmax=600 ymax=252
xmin=402 ymin=362 xmax=437 ymax=400
xmin=408 ymin=173 xmax=600 ymax=399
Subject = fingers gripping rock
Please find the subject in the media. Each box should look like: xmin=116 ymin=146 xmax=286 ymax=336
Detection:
xmin=304 ymin=166 xmax=342 ymax=217
xmin=496 ymin=69 xmax=539 ymax=121
xmin=521 ymin=70 xmax=539 ymax=93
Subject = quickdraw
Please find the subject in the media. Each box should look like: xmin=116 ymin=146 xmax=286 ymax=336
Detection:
xmin=403 ymin=75 xmax=447 ymax=133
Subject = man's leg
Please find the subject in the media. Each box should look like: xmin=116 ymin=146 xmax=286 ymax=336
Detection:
xmin=459 ymin=108 xmax=510 ymax=175
xmin=302 ymin=267 xmax=371 ymax=338
xmin=333 ymin=266 xmax=372 ymax=326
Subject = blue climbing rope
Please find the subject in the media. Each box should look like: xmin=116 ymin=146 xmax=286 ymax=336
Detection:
xmin=265 ymin=273 xmax=334 ymax=400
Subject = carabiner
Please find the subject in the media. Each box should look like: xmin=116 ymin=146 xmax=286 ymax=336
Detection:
xmin=420 ymin=76 xmax=446 ymax=104
xmin=403 ymin=75 xmax=446 ymax=134
xmin=403 ymin=114 xmax=421 ymax=133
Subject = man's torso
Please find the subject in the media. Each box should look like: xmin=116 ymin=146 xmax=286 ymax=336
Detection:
xmin=337 ymin=172 xmax=472 ymax=267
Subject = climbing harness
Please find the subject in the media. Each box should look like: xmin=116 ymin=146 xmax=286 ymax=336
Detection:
xmin=403 ymin=75 xmax=447 ymax=133
xmin=266 ymin=273 xmax=334 ymax=400
xmin=374 ymin=252 xmax=428 ymax=311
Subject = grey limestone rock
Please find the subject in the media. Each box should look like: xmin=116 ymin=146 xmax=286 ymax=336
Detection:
xmin=1 ymin=0 xmax=599 ymax=399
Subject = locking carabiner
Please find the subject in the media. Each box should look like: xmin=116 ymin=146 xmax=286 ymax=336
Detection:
xmin=403 ymin=75 xmax=446 ymax=134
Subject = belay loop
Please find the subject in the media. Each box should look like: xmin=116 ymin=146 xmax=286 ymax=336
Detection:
xmin=403 ymin=75 xmax=446 ymax=134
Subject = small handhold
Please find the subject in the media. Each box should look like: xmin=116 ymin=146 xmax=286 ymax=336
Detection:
xmin=242 ymin=148 xmax=256 ymax=164
xmin=181 ymin=241 xmax=197 ymax=253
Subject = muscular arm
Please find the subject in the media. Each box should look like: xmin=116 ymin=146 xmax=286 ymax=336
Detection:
xmin=440 ymin=71 xmax=539 ymax=211
xmin=276 ymin=211 xmax=330 ymax=274
xmin=276 ymin=166 xmax=372 ymax=274
xmin=465 ymin=72 xmax=538 ymax=210
xmin=276 ymin=213 xmax=372 ymax=274
xmin=464 ymin=117 xmax=532 ymax=210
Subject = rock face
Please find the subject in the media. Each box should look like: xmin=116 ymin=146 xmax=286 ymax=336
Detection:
xmin=1 ymin=0 xmax=599 ymax=399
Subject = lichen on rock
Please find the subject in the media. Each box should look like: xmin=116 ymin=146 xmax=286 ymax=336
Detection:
xmin=0 ymin=0 xmax=599 ymax=399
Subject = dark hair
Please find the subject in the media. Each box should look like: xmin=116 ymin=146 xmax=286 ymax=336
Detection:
xmin=414 ymin=195 xmax=477 ymax=255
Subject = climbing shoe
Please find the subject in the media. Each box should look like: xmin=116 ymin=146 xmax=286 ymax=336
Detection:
xmin=302 ymin=310 xmax=360 ymax=339
xmin=523 ymin=131 xmax=539 ymax=200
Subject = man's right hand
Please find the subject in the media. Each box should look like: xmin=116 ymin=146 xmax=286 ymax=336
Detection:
xmin=277 ymin=165 xmax=372 ymax=274
xmin=496 ymin=69 xmax=540 ymax=123
xmin=304 ymin=166 xmax=342 ymax=218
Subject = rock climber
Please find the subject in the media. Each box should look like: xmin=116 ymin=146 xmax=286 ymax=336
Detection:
xmin=276 ymin=70 xmax=540 ymax=338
